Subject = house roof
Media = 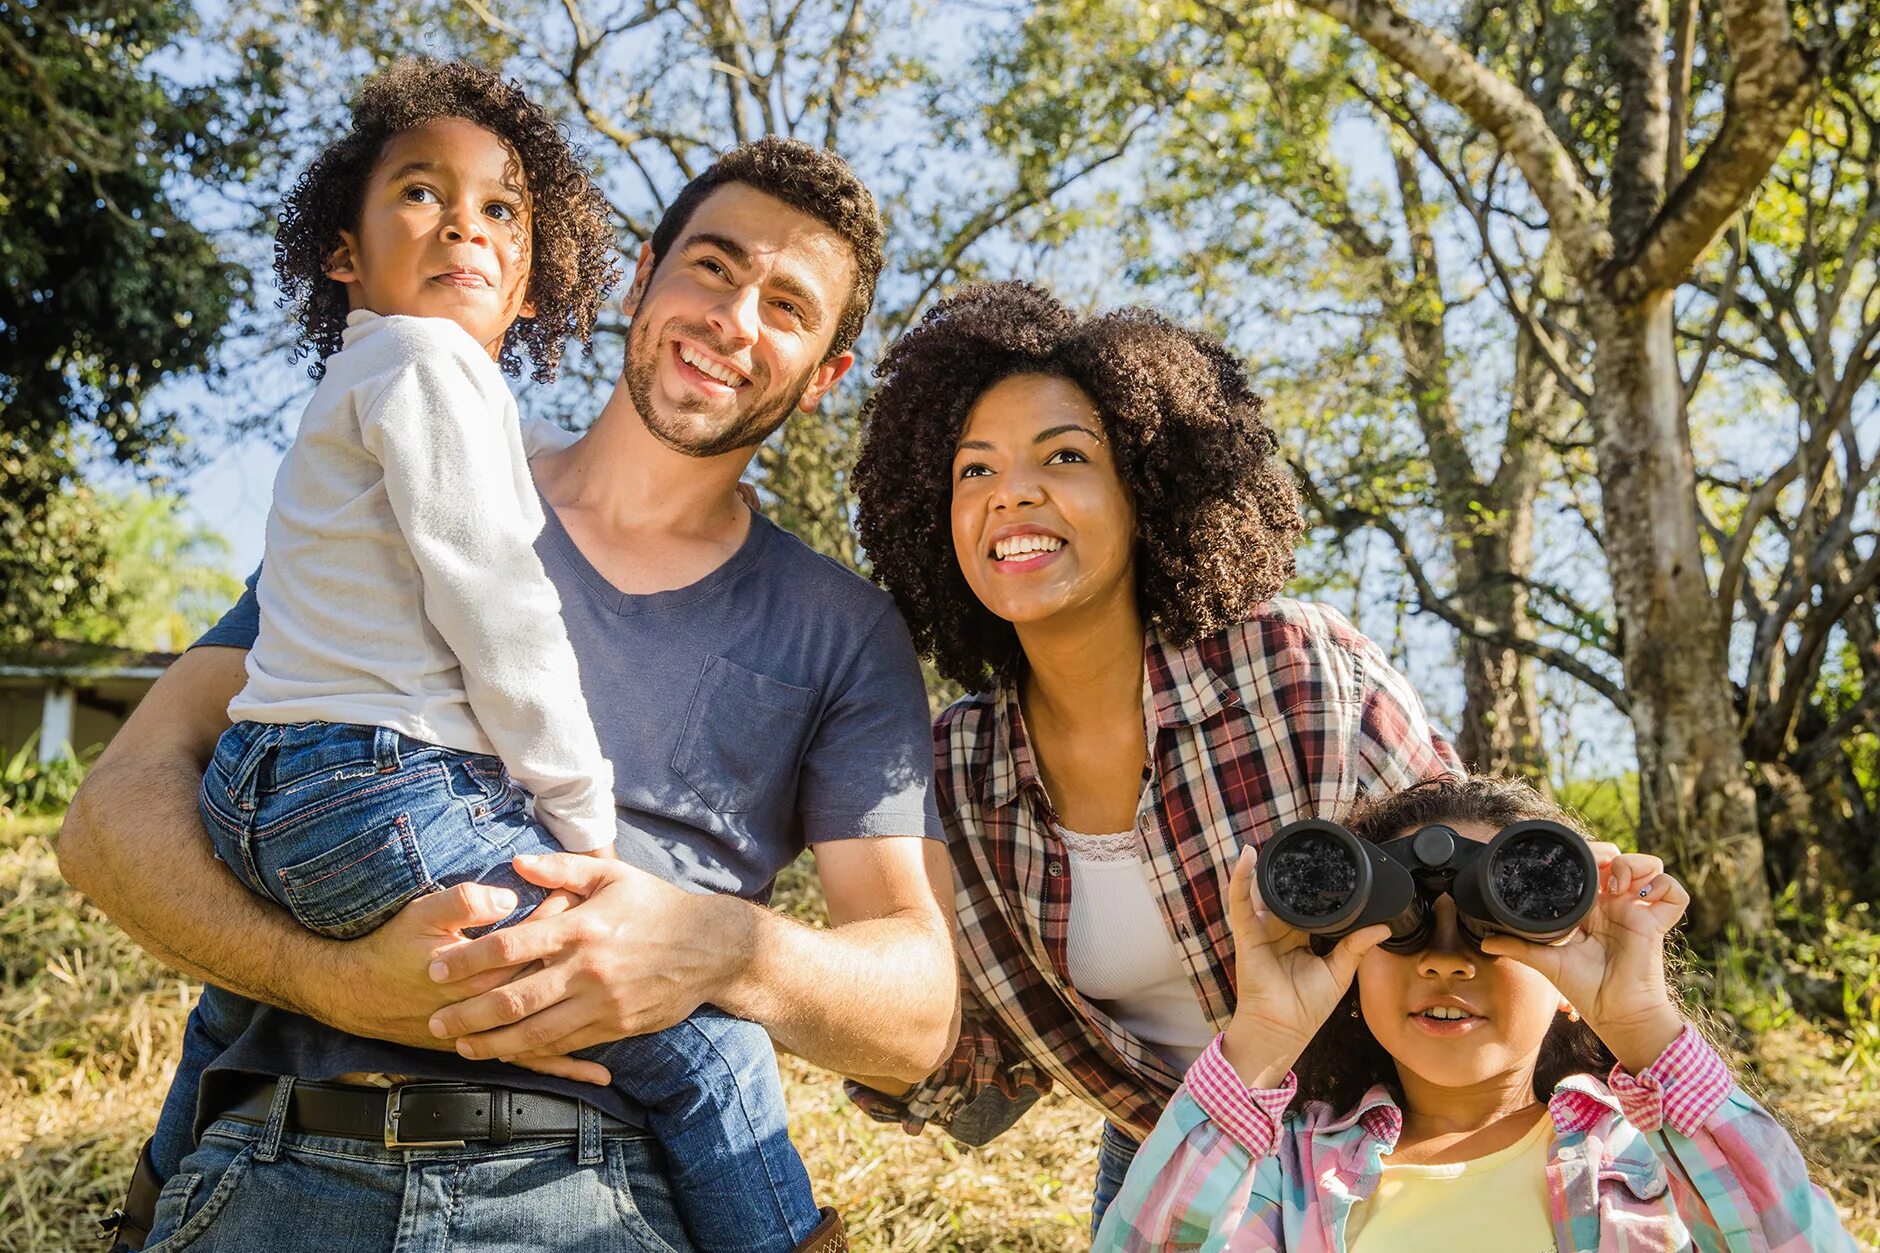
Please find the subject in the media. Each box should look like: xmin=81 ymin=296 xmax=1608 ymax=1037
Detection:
xmin=0 ymin=640 xmax=181 ymax=682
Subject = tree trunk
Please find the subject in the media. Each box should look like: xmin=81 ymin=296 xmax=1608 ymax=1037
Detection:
xmin=1387 ymin=140 xmax=1549 ymax=786
xmin=1451 ymin=468 xmax=1549 ymax=788
xmin=1586 ymin=289 xmax=1770 ymax=939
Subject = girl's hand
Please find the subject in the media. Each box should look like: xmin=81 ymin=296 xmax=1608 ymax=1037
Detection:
xmin=1220 ymin=845 xmax=1391 ymax=1089
xmin=1479 ymin=850 xmax=1689 ymax=1073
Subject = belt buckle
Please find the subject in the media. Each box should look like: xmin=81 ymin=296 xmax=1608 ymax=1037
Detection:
xmin=384 ymin=1084 xmax=467 ymax=1149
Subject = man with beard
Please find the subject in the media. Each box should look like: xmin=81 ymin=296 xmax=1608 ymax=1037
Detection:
xmin=59 ymin=137 xmax=957 ymax=1253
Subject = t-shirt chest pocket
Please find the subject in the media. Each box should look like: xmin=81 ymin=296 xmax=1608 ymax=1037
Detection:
xmin=672 ymin=654 xmax=818 ymax=813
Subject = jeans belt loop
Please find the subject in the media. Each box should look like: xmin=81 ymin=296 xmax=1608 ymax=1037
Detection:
xmin=255 ymin=1075 xmax=296 ymax=1163
xmin=372 ymin=724 xmax=402 ymax=773
xmin=576 ymin=1102 xmax=602 ymax=1166
xmin=230 ymin=723 xmax=283 ymax=813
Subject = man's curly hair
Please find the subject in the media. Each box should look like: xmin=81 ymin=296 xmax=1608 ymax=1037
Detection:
xmin=853 ymin=281 xmax=1304 ymax=692
xmin=275 ymin=58 xmax=619 ymax=382
xmin=646 ymin=136 xmax=883 ymax=360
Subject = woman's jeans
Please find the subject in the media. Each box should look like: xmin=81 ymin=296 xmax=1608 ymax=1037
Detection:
xmin=1092 ymin=1120 xmax=1141 ymax=1236
xmin=189 ymin=719 xmax=820 ymax=1252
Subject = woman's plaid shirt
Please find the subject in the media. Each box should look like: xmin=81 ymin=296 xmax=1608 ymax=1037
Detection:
xmin=850 ymin=600 xmax=1460 ymax=1143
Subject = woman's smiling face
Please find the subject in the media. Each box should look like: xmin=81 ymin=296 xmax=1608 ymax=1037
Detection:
xmin=1358 ymin=820 xmax=1569 ymax=1096
xmin=949 ymin=373 xmax=1138 ymax=630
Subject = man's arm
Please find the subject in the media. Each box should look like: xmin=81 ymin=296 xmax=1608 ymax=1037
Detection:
xmin=735 ymin=834 xmax=958 ymax=1080
xmin=56 ymin=646 xmax=540 ymax=1052
xmin=428 ymin=834 xmax=959 ymax=1084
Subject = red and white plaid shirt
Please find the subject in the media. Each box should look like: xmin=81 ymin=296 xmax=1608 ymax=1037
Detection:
xmin=851 ymin=599 xmax=1461 ymax=1142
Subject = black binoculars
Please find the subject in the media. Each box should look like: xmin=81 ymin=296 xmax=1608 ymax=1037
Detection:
xmin=1253 ymin=817 xmax=1597 ymax=955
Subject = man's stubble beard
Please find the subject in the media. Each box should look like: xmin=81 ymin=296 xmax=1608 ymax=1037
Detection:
xmin=625 ymin=312 xmax=817 ymax=459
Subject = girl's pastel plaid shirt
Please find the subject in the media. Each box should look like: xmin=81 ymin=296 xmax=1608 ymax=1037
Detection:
xmin=848 ymin=600 xmax=1460 ymax=1144
xmin=1093 ymin=1025 xmax=1858 ymax=1251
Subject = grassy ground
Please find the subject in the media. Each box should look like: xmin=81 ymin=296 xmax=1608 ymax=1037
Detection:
xmin=3 ymin=812 xmax=1875 ymax=1250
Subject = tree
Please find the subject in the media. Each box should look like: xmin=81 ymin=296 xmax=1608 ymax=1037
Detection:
xmin=1187 ymin=0 xmax=1839 ymax=940
xmin=1680 ymin=27 xmax=1880 ymax=897
xmin=0 ymin=0 xmax=278 ymax=647
xmin=970 ymin=4 xmax=1584 ymax=784
xmin=83 ymin=491 xmax=245 ymax=653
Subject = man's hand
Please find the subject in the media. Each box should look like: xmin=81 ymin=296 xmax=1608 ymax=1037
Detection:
xmin=324 ymin=881 xmax=615 ymax=1084
xmin=425 ymin=853 xmax=740 ymax=1062
xmin=315 ymin=882 xmax=530 ymax=1047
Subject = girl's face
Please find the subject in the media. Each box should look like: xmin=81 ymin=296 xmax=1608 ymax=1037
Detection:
xmin=1357 ymin=820 xmax=1569 ymax=1097
xmin=948 ymin=373 xmax=1138 ymax=630
xmin=327 ymin=117 xmax=535 ymax=360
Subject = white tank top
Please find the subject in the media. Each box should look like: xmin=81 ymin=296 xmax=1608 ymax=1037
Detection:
xmin=1060 ymin=824 xmax=1216 ymax=1072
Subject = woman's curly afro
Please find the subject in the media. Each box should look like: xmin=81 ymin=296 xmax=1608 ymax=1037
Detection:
xmin=853 ymin=281 xmax=1305 ymax=692
xmin=275 ymin=57 xmax=619 ymax=382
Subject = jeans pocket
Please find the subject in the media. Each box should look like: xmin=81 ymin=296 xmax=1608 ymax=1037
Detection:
xmin=672 ymin=656 xmax=815 ymax=814
xmin=278 ymin=812 xmax=433 ymax=939
xmin=142 ymin=1138 xmax=256 ymax=1252
xmin=602 ymin=1140 xmax=687 ymax=1253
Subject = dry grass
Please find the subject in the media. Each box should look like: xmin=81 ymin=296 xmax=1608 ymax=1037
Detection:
xmin=3 ymin=814 xmax=1874 ymax=1251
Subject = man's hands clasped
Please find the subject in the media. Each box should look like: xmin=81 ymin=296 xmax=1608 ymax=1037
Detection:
xmin=421 ymin=852 xmax=748 ymax=1080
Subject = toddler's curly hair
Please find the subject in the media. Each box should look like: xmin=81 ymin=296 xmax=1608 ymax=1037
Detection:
xmin=275 ymin=58 xmax=619 ymax=382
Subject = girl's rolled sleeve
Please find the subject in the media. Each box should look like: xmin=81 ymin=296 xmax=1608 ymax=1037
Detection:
xmin=1612 ymin=1025 xmax=1858 ymax=1251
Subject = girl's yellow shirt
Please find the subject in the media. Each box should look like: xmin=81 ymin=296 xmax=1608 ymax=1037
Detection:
xmin=1346 ymin=1106 xmax=1555 ymax=1253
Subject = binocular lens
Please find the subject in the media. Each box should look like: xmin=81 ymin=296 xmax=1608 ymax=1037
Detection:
xmin=1488 ymin=831 xmax=1590 ymax=924
xmin=1265 ymin=829 xmax=1360 ymax=920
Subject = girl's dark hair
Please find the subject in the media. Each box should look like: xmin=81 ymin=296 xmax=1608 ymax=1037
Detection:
xmin=1291 ymin=776 xmax=1627 ymax=1115
xmin=275 ymin=57 xmax=619 ymax=382
xmin=852 ymin=281 xmax=1304 ymax=691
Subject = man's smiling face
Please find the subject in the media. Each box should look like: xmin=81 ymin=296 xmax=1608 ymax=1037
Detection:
xmin=622 ymin=182 xmax=856 ymax=459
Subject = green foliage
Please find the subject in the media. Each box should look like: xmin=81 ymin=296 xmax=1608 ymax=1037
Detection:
xmin=0 ymin=0 xmax=279 ymax=459
xmin=0 ymin=735 xmax=90 ymax=819
xmin=1554 ymin=772 xmax=1640 ymax=848
xmin=76 ymin=489 xmax=244 ymax=652
xmin=1 ymin=0 xmax=280 ymax=646
xmin=1 ymin=484 xmax=242 ymax=652
xmin=1699 ymin=887 xmax=1880 ymax=1090
xmin=0 ymin=446 xmax=119 ymax=650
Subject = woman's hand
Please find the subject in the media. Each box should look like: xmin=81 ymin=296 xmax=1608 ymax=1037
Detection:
xmin=1479 ymin=850 xmax=1689 ymax=1073
xmin=1220 ymin=845 xmax=1391 ymax=1089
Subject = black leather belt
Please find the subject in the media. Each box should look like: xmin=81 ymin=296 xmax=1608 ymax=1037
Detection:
xmin=217 ymin=1078 xmax=644 ymax=1149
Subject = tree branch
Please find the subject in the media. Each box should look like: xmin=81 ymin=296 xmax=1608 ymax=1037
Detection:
xmin=1294 ymin=468 xmax=1632 ymax=711
xmin=1259 ymin=0 xmax=1612 ymax=275
xmin=1613 ymin=0 xmax=1814 ymax=296
xmin=1353 ymin=78 xmax=1593 ymax=407
xmin=1666 ymin=0 xmax=1701 ymax=193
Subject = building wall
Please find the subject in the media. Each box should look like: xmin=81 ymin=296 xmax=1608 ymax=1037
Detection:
xmin=0 ymin=678 xmax=159 ymax=761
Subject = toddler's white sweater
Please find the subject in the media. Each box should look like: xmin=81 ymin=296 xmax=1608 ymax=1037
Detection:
xmin=228 ymin=310 xmax=616 ymax=853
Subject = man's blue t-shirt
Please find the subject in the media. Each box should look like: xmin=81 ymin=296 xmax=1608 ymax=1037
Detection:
xmin=187 ymin=504 xmax=942 ymax=1124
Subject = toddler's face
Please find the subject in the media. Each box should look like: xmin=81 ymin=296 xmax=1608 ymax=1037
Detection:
xmin=1357 ymin=820 xmax=1567 ymax=1095
xmin=327 ymin=116 xmax=534 ymax=356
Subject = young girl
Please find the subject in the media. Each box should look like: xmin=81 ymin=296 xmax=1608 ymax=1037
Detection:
xmin=180 ymin=58 xmax=825 ymax=1253
xmin=1094 ymin=776 xmax=1856 ymax=1250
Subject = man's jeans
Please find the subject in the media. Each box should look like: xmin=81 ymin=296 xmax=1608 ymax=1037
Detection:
xmin=143 ymin=1080 xmax=692 ymax=1252
xmin=189 ymin=720 xmax=819 ymax=1251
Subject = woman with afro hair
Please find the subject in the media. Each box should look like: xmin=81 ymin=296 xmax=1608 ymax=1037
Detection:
xmin=846 ymin=281 xmax=1461 ymax=1232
